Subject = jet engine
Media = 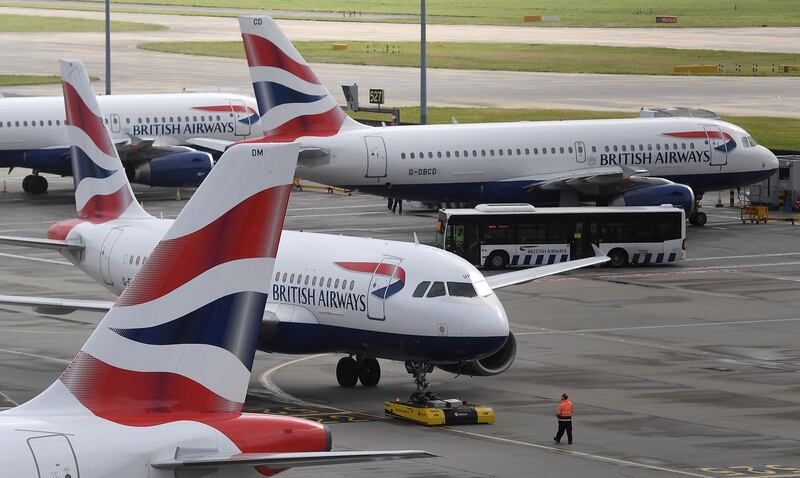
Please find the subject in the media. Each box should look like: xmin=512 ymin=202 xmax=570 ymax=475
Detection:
xmin=436 ymin=332 xmax=516 ymax=377
xmin=126 ymin=151 xmax=213 ymax=187
xmin=609 ymin=183 xmax=694 ymax=211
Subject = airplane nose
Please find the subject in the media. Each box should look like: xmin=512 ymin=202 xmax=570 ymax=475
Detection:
xmin=763 ymin=146 xmax=779 ymax=171
xmin=462 ymin=293 xmax=510 ymax=339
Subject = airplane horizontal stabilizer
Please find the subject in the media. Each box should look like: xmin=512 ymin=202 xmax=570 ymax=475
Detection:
xmin=152 ymin=450 xmax=436 ymax=470
xmin=0 ymin=295 xmax=112 ymax=313
xmin=0 ymin=235 xmax=84 ymax=251
xmin=486 ymin=245 xmax=609 ymax=289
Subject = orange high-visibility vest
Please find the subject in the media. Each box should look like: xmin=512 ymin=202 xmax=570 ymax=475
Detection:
xmin=557 ymin=399 xmax=574 ymax=418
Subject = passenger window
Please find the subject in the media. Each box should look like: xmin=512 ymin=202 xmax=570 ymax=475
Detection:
xmin=419 ymin=151 xmax=423 ymax=158
xmin=349 ymin=281 xmax=355 ymax=290
xmin=401 ymin=153 xmax=406 ymax=159
xmin=656 ymin=144 xmax=661 ymax=150
xmin=47 ymin=120 xmax=52 ymax=126
xmin=542 ymin=148 xmax=547 ymax=155
xmin=464 ymin=150 xmax=469 ymax=157
xmin=15 ymin=121 xmax=19 ymax=127
xmin=447 ymin=282 xmax=477 ymax=298
xmin=524 ymin=148 xmax=529 ymax=155
xmin=639 ymin=144 xmax=644 ymax=151
xmin=289 ymin=273 xmax=295 ymax=283
xmin=446 ymin=151 xmax=451 ymax=158
xmin=681 ymin=143 xmax=687 ymax=150
xmin=40 ymin=120 xmax=44 ymax=126
xmin=296 ymin=274 xmax=302 ymax=284
xmin=490 ymin=149 xmax=495 ymax=156
xmin=123 ymin=254 xmax=128 ymax=264
xmin=664 ymin=143 xmax=669 ymax=150
xmin=23 ymin=121 xmax=27 ymax=127
xmin=427 ymin=281 xmax=446 ymax=298
xmin=342 ymin=280 xmax=347 ymax=289
xmin=410 ymin=152 xmax=415 ymax=159
xmin=455 ymin=151 xmax=460 ymax=158
xmin=312 ymin=276 xmax=317 ymax=286
xmin=690 ymin=143 xmax=694 ymax=149
xmin=437 ymin=151 xmax=442 ymax=158
xmin=559 ymin=147 xmax=564 ymax=154
xmin=326 ymin=278 xmax=332 ymax=287
xmin=568 ymin=147 xmax=574 ymax=154
xmin=648 ymin=144 xmax=653 ymax=151
xmin=136 ymin=256 xmax=140 ymax=266
xmin=304 ymin=275 xmax=310 ymax=285
xmin=129 ymin=256 xmax=134 ymax=265
xmin=604 ymin=145 xmax=609 ymax=152
xmin=217 ymin=115 xmax=221 ymax=121
xmin=274 ymin=272 xmax=280 ymax=282
xmin=193 ymin=116 xmax=197 ymax=122
xmin=507 ymin=149 xmax=512 ymax=155
xmin=473 ymin=150 xmax=478 ymax=157
xmin=428 ymin=152 xmax=433 ymax=158
xmin=481 ymin=150 xmax=486 ymax=157
xmin=282 ymin=273 xmax=287 ymax=282
xmin=162 ymin=117 xmax=167 ymax=123
xmin=413 ymin=281 xmax=431 ymax=297
xmin=126 ymin=118 xmax=130 ymax=124
xmin=534 ymin=148 xmax=539 ymax=154
xmin=517 ymin=148 xmax=522 ymax=155
xmin=613 ymin=145 xmax=618 ymax=152
xmin=621 ymin=145 xmax=626 ymax=152
xmin=591 ymin=146 xmax=596 ymax=153
xmin=334 ymin=279 xmax=339 ymax=288
xmin=551 ymin=147 xmax=556 ymax=154
xmin=498 ymin=149 xmax=503 ymax=156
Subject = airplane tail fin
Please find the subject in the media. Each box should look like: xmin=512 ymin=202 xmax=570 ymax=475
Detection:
xmin=37 ymin=142 xmax=298 ymax=422
xmin=60 ymin=59 xmax=148 ymax=220
xmin=239 ymin=16 xmax=367 ymax=141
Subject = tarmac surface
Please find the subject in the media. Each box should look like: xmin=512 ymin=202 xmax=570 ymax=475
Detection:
xmin=1 ymin=6 xmax=799 ymax=118
xmin=2 ymin=170 xmax=800 ymax=478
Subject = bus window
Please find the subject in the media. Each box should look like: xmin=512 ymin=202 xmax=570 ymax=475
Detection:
xmin=546 ymin=221 xmax=568 ymax=243
xmin=517 ymin=223 xmax=546 ymax=243
xmin=413 ymin=281 xmax=431 ymax=297
xmin=452 ymin=224 xmax=466 ymax=254
xmin=483 ymin=222 xmax=512 ymax=244
xmin=427 ymin=281 xmax=446 ymax=298
xmin=447 ymin=282 xmax=477 ymax=298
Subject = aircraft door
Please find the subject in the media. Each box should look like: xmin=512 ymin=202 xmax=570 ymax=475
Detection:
xmin=230 ymin=100 xmax=251 ymax=137
xmin=575 ymin=141 xmax=586 ymax=163
xmin=109 ymin=113 xmax=121 ymax=134
xmin=704 ymin=125 xmax=728 ymax=166
xmin=366 ymin=256 xmax=403 ymax=321
xmin=364 ymin=136 xmax=388 ymax=178
xmin=100 ymin=227 xmax=124 ymax=286
xmin=27 ymin=434 xmax=80 ymax=478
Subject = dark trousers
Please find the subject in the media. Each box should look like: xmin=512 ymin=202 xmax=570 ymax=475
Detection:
xmin=555 ymin=419 xmax=573 ymax=443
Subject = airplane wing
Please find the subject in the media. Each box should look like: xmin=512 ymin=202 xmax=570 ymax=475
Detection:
xmin=0 ymin=295 xmax=113 ymax=313
xmin=185 ymin=137 xmax=231 ymax=153
xmin=486 ymin=245 xmax=609 ymax=289
xmin=513 ymin=165 xmax=673 ymax=196
xmin=151 ymin=450 xmax=436 ymax=470
xmin=0 ymin=235 xmax=84 ymax=251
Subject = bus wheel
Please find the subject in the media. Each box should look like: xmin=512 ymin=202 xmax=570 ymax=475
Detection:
xmin=608 ymin=248 xmax=628 ymax=268
xmin=486 ymin=251 xmax=509 ymax=269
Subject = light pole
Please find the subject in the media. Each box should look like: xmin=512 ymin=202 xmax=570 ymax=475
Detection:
xmin=420 ymin=0 xmax=427 ymax=125
xmin=105 ymin=0 xmax=111 ymax=94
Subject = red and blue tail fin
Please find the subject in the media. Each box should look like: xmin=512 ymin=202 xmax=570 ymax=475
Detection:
xmin=60 ymin=59 xmax=148 ymax=221
xmin=239 ymin=16 xmax=367 ymax=141
xmin=37 ymin=141 xmax=298 ymax=422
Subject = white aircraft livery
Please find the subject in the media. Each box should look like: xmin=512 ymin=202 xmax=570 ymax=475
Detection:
xmin=0 ymin=88 xmax=260 ymax=193
xmin=0 ymin=60 xmax=608 ymax=390
xmin=0 ymin=59 xmax=434 ymax=477
xmin=237 ymin=16 xmax=779 ymax=226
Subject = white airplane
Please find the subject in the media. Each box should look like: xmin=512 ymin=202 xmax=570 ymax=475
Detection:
xmin=0 ymin=59 xmax=434 ymax=476
xmin=0 ymin=85 xmax=259 ymax=194
xmin=237 ymin=15 xmax=779 ymax=226
xmin=0 ymin=60 xmax=608 ymax=391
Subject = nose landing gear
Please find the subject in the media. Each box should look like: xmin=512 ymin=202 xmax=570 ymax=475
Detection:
xmin=405 ymin=360 xmax=434 ymax=401
xmin=336 ymin=355 xmax=381 ymax=387
xmin=688 ymin=193 xmax=707 ymax=226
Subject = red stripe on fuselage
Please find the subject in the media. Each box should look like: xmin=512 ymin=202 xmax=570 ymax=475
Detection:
xmin=62 ymin=81 xmax=116 ymax=157
xmin=242 ymin=33 xmax=320 ymax=85
xmin=663 ymin=130 xmax=734 ymax=141
xmin=335 ymin=261 xmax=406 ymax=283
xmin=116 ymin=184 xmax=291 ymax=306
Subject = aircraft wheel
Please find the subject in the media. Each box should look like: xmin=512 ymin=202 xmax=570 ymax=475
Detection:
xmin=358 ymin=357 xmax=381 ymax=387
xmin=336 ymin=356 xmax=358 ymax=387
xmin=485 ymin=251 xmax=509 ymax=270
xmin=27 ymin=175 xmax=47 ymax=194
xmin=689 ymin=211 xmax=707 ymax=227
xmin=608 ymin=248 xmax=628 ymax=268
xmin=22 ymin=175 xmax=33 ymax=193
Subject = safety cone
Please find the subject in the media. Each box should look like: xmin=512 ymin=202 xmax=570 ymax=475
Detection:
xmin=1 ymin=180 xmax=6 ymax=193
xmin=176 ymin=187 xmax=181 ymax=201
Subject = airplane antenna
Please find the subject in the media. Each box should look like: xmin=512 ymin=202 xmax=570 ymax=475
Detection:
xmin=413 ymin=232 xmax=420 ymax=245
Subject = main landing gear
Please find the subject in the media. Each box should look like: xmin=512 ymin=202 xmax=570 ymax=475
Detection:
xmin=688 ymin=194 xmax=707 ymax=226
xmin=336 ymin=355 xmax=381 ymax=387
xmin=22 ymin=173 xmax=48 ymax=195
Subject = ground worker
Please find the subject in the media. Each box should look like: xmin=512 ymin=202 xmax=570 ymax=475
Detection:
xmin=553 ymin=393 xmax=574 ymax=444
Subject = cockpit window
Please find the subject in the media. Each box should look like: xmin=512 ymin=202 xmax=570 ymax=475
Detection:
xmin=447 ymin=282 xmax=477 ymax=297
xmin=427 ymin=281 xmax=446 ymax=298
xmin=413 ymin=281 xmax=431 ymax=297
xmin=749 ymin=136 xmax=758 ymax=146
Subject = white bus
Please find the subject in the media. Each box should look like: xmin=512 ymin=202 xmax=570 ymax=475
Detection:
xmin=435 ymin=204 xmax=686 ymax=268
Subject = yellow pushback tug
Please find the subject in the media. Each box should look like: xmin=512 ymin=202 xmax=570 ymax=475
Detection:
xmin=385 ymin=392 xmax=495 ymax=426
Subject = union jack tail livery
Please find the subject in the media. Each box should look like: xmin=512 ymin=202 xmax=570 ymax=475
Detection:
xmin=239 ymin=16 xmax=367 ymax=141
xmin=34 ymin=141 xmax=298 ymax=422
xmin=60 ymin=59 xmax=148 ymax=221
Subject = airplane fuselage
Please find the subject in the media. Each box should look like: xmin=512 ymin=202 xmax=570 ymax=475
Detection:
xmin=296 ymin=117 xmax=777 ymax=203
xmin=0 ymin=93 xmax=259 ymax=176
xmin=55 ymin=218 xmax=510 ymax=365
